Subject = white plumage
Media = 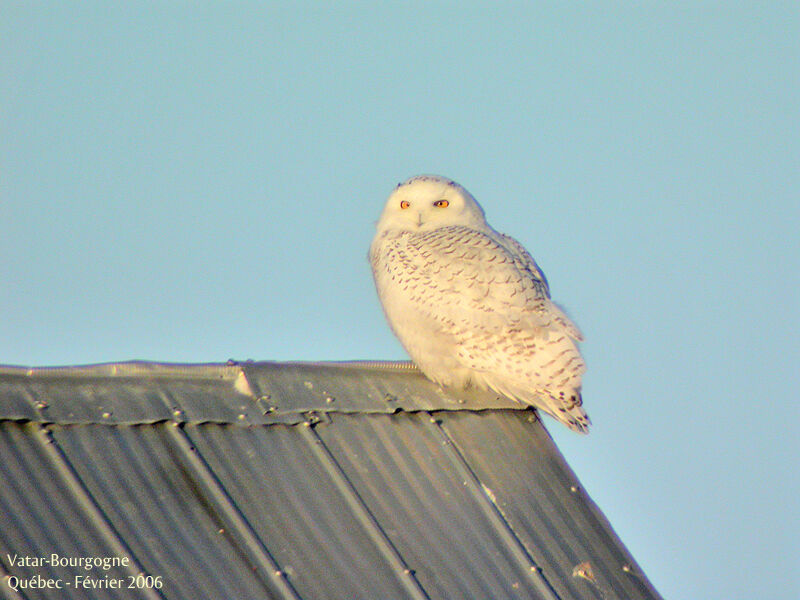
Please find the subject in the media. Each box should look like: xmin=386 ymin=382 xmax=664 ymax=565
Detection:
xmin=369 ymin=175 xmax=590 ymax=433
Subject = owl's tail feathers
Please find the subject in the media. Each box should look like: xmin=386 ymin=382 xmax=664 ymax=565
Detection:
xmin=487 ymin=379 xmax=591 ymax=433
xmin=547 ymin=390 xmax=591 ymax=434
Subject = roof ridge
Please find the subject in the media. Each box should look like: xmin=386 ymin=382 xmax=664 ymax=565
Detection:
xmin=0 ymin=359 xmax=418 ymax=378
xmin=0 ymin=360 xmax=523 ymax=425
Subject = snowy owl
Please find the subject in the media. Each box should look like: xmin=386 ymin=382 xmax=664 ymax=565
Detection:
xmin=369 ymin=175 xmax=589 ymax=433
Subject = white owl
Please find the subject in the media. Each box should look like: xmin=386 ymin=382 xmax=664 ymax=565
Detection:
xmin=369 ymin=175 xmax=589 ymax=433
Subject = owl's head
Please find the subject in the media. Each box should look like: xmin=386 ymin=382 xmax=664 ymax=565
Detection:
xmin=375 ymin=175 xmax=489 ymax=234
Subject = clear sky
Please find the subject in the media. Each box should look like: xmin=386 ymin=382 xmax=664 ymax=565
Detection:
xmin=2 ymin=3 xmax=798 ymax=599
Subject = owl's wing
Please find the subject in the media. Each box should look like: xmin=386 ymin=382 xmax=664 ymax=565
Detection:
xmin=497 ymin=233 xmax=550 ymax=295
xmin=499 ymin=232 xmax=584 ymax=342
xmin=377 ymin=225 xmax=577 ymax=338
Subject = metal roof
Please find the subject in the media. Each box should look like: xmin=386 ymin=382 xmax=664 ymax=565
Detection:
xmin=0 ymin=361 xmax=662 ymax=600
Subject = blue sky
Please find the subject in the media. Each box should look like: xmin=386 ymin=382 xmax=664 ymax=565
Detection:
xmin=2 ymin=3 xmax=798 ymax=599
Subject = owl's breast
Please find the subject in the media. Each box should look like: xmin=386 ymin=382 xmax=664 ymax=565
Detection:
xmin=370 ymin=233 xmax=480 ymax=387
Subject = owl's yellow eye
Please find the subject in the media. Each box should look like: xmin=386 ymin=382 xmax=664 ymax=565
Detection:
xmin=400 ymin=200 xmax=410 ymax=209
xmin=434 ymin=199 xmax=449 ymax=208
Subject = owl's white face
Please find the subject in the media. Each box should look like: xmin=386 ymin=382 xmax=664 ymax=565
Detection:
xmin=375 ymin=175 xmax=489 ymax=234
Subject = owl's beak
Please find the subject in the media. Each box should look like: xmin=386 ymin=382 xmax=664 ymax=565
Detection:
xmin=416 ymin=213 xmax=424 ymax=227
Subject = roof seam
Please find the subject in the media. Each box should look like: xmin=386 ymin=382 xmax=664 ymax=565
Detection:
xmin=0 ymin=406 xmax=530 ymax=426
xmin=156 ymin=382 xmax=187 ymax=425
xmin=428 ymin=414 xmax=564 ymax=600
xmin=297 ymin=422 xmax=432 ymax=600
xmin=20 ymin=381 xmax=49 ymax=422
xmin=165 ymin=423 xmax=304 ymax=600
xmin=34 ymin=424 xmax=166 ymax=600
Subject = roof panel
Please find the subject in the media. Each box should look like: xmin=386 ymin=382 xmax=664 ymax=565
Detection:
xmin=184 ymin=423 xmax=415 ymax=600
xmin=439 ymin=411 xmax=661 ymax=600
xmin=48 ymin=424 xmax=284 ymax=600
xmin=0 ymin=423 xmax=142 ymax=600
xmin=316 ymin=412 xmax=557 ymax=600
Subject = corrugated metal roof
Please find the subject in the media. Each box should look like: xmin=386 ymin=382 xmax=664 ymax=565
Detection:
xmin=0 ymin=361 xmax=662 ymax=600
